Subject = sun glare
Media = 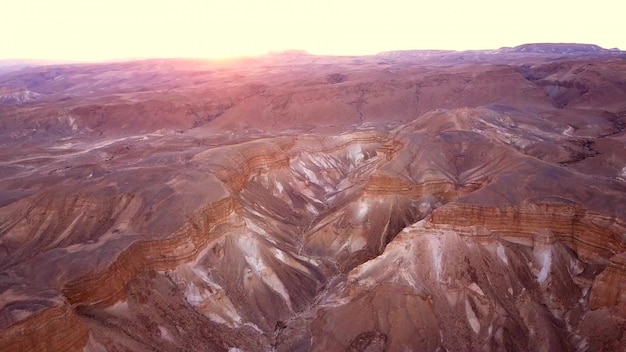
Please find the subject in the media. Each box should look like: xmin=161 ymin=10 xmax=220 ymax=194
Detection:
xmin=1 ymin=0 xmax=623 ymax=61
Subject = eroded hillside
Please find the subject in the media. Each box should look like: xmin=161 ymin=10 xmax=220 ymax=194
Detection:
xmin=1 ymin=45 xmax=625 ymax=351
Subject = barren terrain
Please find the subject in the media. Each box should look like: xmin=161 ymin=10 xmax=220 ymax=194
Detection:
xmin=1 ymin=44 xmax=625 ymax=351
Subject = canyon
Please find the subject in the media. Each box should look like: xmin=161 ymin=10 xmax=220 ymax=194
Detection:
xmin=0 ymin=44 xmax=625 ymax=351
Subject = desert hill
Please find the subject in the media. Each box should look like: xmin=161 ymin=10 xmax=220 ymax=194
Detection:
xmin=0 ymin=44 xmax=625 ymax=351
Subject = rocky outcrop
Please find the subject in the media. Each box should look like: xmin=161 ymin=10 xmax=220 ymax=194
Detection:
xmin=0 ymin=280 xmax=88 ymax=352
xmin=0 ymin=304 xmax=88 ymax=352
xmin=590 ymin=252 xmax=626 ymax=313
xmin=1 ymin=47 xmax=626 ymax=351
xmin=61 ymin=196 xmax=237 ymax=307
xmin=430 ymin=202 xmax=626 ymax=264
xmin=278 ymin=201 xmax=625 ymax=351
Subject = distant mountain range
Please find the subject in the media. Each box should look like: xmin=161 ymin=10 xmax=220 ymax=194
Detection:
xmin=1 ymin=41 xmax=625 ymax=352
xmin=500 ymin=43 xmax=620 ymax=53
xmin=1 ymin=43 xmax=621 ymax=71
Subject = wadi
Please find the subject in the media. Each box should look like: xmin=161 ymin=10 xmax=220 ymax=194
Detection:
xmin=0 ymin=43 xmax=625 ymax=351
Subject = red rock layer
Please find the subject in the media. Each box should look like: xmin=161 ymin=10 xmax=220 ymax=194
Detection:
xmin=62 ymin=196 xmax=236 ymax=307
xmin=0 ymin=303 xmax=88 ymax=352
xmin=430 ymin=202 xmax=625 ymax=264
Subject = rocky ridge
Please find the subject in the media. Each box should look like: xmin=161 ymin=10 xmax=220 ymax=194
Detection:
xmin=0 ymin=46 xmax=625 ymax=351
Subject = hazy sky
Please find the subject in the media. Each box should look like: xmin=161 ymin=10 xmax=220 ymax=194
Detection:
xmin=1 ymin=0 xmax=623 ymax=61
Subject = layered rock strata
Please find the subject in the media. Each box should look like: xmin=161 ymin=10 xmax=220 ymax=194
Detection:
xmin=1 ymin=47 xmax=625 ymax=351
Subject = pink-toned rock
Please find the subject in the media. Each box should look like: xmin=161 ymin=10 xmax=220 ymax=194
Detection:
xmin=1 ymin=45 xmax=625 ymax=351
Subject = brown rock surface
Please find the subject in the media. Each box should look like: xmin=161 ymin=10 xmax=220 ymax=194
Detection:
xmin=0 ymin=44 xmax=625 ymax=351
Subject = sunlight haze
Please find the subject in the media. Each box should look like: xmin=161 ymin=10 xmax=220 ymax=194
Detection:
xmin=1 ymin=0 xmax=623 ymax=61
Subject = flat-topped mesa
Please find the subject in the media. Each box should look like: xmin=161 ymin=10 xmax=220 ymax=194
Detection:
xmin=504 ymin=43 xmax=608 ymax=54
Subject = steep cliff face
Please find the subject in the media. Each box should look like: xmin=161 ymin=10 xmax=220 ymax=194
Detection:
xmin=1 ymin=48 xmax=625 ymax=351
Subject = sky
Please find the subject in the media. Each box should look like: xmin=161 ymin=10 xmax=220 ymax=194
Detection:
xmin=1 ymin=0 xmax=623 ymax=61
